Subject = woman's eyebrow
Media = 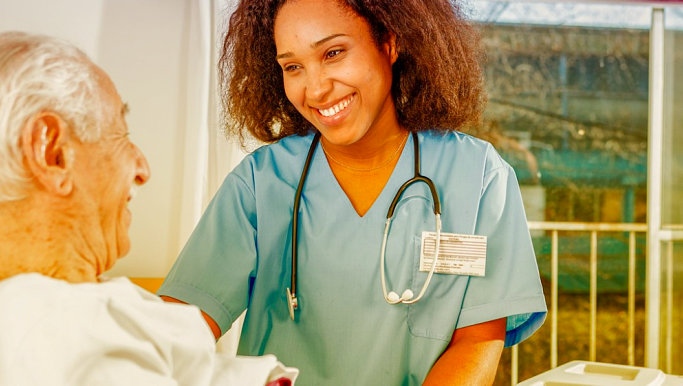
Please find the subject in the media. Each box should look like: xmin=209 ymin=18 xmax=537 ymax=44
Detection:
xmin=311 ymin=33 xmax=346 ymax=48
xmin=276 ymin=33 xmax=347 ymax=60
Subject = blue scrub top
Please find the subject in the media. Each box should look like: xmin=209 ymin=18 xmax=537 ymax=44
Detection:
xmin=159 ymin=130 xmax=547 ymax=385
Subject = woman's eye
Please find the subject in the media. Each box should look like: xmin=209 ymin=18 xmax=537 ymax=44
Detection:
xmin=283 ymin=64 xmax=301 ymax=72
xmin=325 ymin=49 xmax=343 ymax=60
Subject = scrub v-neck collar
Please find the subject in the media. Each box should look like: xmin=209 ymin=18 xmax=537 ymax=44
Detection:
xmin=311 ymin=132 xmax=416 ymax=220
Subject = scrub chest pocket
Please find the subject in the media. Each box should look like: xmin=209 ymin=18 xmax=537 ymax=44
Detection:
xmin=407 ymin=243 xmax=471 ymax=341
xmin=386 ymin=194 xmax=470 ymax=341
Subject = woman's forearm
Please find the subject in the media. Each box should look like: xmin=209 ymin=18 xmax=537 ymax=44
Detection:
xmin=423 ymin=318 xmax=506 ymax=385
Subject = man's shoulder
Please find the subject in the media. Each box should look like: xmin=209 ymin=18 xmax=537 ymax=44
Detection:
xmin=0 ymin=274 xmax=219 ymax=384
xmin=0 ymin=273 xmax=214 ymax=348
xmin=0 ymin=273 xmax=206 ymax=330
xmin=0 ymin=274 xmax=134 ymax=321
xmin=0 ymin=273 xmax=66 ymax=305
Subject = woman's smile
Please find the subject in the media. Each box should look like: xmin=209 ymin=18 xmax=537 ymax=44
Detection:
xmin=313 ymin=93 xmax=356 ymax=127
xmin=315 ymin=93 xmax=355 ymax=118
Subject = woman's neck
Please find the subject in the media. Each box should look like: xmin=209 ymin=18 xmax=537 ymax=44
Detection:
xmin=320 ymin=123 xmax=409 ymax=172
xmin=318 ymin=120 xmax=411 ymax=217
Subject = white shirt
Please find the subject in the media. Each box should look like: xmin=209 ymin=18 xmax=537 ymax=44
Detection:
xmin=0 ymin=273 xmax=297 ymax=386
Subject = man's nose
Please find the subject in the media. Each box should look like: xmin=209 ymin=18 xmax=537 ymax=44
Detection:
xmin=132 ymin=144 xmax=151 ymax=185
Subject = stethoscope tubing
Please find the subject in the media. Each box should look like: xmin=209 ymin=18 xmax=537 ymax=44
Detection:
xmin=386 ymin=132 xmax=440 ymax=218
xmin=289 ymin=131 xmax=441 ymax=318
xmin=288 ymin=132 xmax=321 ymax=317
xmin=380 ymin=132 xmax=442 ymax=304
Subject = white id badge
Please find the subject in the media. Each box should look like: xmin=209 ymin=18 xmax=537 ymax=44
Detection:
xmin=419 ymin=231 xmax=487 ymax=276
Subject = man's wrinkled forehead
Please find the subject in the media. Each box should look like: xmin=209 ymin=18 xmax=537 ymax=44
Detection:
xmin=90 ymin=63 xmax=126 ymax=124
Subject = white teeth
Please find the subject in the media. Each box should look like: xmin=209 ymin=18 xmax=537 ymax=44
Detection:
xmin=318 ymin=95 xmax=352 ymax=117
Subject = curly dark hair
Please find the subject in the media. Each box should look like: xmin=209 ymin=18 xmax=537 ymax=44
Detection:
xmin=220 ymin=0 xmax=485 ymax=143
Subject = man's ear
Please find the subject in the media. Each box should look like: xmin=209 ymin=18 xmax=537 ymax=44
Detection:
xmin=21 ymin=112 xmax=74 ymax=196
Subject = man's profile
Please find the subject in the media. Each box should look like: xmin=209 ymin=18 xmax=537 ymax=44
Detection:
xmin=0 ymin=31 xmax=296 ymax=386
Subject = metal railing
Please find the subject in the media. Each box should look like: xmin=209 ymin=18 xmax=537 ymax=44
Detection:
xmin=510 ymin=221 xmax=648 ymax=385
xmin=660 ymin=225 xmax=683 ymax=375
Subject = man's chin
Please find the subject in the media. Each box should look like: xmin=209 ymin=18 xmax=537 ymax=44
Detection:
xmin=101 ymin=237 xmax=131 ymax=275
xmin=116 ymin=221 xmax=132 ymax=259
xmin=117 ymin=238 xmax=131 ymax=260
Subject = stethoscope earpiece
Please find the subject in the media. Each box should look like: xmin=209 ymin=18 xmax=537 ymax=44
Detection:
xmin=387 ymin=291 xmax=400 ymax=303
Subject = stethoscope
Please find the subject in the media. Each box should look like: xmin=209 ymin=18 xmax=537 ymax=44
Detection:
xmin=286 ymin=131 xmax=442 ymax=320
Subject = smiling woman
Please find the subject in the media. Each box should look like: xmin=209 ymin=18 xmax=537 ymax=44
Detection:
xmin=158 ymin=0 xmax=547 ymax=384
xmin=274 ymin=0 xmax=397 ymax=148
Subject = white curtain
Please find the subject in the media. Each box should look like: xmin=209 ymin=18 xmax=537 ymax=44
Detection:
xmin=177 ymin=0 xmax=247 ymax=257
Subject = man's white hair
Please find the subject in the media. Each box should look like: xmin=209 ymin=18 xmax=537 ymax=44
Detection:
xmin=0 ymin=31 xmax=103 ymax=202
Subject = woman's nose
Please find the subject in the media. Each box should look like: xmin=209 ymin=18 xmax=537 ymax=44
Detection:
xmin=305 ymin=69 xmax=332 ymax=102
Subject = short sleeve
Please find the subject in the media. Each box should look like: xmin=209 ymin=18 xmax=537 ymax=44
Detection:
xmin=455 ymin=147 xmax=547 ymax=347
xmin=158 ymin=165 xmax=258 ymax=334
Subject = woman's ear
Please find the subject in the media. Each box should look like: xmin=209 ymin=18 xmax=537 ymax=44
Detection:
xmin=384 ymin=32 xmax=398 ymax=65
xmin=21 ymin=112 xmax=74 ymax=196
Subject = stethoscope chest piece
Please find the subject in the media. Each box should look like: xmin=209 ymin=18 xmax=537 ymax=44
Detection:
xmin=286 ymin=287 xmax=297 ymax=320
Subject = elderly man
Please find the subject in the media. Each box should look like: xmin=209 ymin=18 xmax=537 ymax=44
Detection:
xmin=0 ymin=31 xmax=295 ymax=385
